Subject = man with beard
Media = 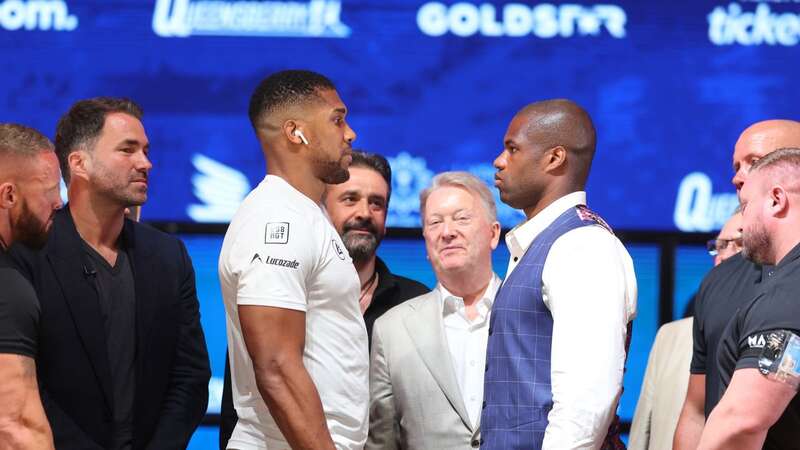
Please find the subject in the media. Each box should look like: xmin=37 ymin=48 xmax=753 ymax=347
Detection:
xmin=10 ymin=98 xmax=211 ymax=449
xmin=481 ymin=99 xmax=637 ymax=449
xmin=698 ymin=148 xmax=800 ymax=449
xmin=219 ymin=70 xmax=368 ymax=450
xmin=0 ymin=123 xmax=62 ymax=449
xmin=324 ymin=150 xmax=429 ymax=342
xmin=218 ymin=150 xmax=428 ymax=449
xmin=674 ymin=120 xmax=800 ymax=449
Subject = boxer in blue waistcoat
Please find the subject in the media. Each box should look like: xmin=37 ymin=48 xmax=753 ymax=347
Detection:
xmin=481 ymin=99 xmax=637 ymax=449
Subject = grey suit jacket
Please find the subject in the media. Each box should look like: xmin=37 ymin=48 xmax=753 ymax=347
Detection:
xmin=367 ymin=290 xmax=481 ymax=450
xmin=629 ymin=318 xmax=693 ymax=450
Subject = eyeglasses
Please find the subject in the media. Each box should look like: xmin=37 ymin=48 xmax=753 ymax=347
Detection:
xmin=706 ymin=237 xmax=743 ymax=256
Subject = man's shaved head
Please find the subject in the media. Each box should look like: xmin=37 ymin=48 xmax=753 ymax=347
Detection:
xmin=517 ymin=99 xmax=597 ymax=183
xmin=733 ymin=119 xmax=800 ymax=192
xmin=494 ymin=98 xmax=597 ymax=217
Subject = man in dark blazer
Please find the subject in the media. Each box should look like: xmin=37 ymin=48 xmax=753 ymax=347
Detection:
xmin=11 ymin=97 xmax=211 ymax=450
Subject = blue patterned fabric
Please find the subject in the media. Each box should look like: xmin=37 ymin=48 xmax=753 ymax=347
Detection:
xmin=480 ymin=206 xmax=623 ymax=450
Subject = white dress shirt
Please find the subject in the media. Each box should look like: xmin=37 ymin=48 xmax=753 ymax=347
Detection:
xmin=439 ymin=274 xmax=502 ymax=428
xmin=505 ymin=191 xmax=638 ymax=450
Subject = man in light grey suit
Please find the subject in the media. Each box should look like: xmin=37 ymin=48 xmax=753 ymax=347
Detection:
xmin=367 ymin=171 xmax=501 ymax=450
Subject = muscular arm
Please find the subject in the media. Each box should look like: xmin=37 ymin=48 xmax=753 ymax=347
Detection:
xmin=0 ymin=354 xmax=53 ymax=450
xmin=239 ymin=305 xmax=335 ymax=450
xmin=673 ymin=374 xmax=706 ymax=450
xmin=698 ymin=369 xmax=793 ymax=450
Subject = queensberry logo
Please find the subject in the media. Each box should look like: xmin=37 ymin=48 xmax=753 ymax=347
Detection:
xmin=709 ymin=2 xmax=800 ymax=46
xmin=152 ymin=0 xmax=351 ymax=38
xmin=673 ymin=172 xmax=739 ymax=232
xmin=417 ymin=2 xmax=626 ymax=38
xmin=0 ymin=0 xmax=78 ymax=31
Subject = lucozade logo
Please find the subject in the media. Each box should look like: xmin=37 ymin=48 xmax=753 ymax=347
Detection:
xmin=416 ymin=2 xmax=626 ymax=38
xmin=0 ymin=0 xmax=77 ymax=31
xmin=153 ymin=0 xmax=350 ymax=38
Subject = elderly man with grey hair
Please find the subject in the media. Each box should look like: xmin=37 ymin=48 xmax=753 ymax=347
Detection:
xmin=367 ymin=171 xmax=501 ymax=450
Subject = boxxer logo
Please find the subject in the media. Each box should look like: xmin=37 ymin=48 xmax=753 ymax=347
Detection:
xmin=152 ymin=0 xmax=351 ymax=38
xmin=0 ymin=0 xmax=78 ymax=31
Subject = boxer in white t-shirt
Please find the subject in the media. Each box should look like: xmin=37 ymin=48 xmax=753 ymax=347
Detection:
xmin=219 ymin=70 xmax=367 ymax=450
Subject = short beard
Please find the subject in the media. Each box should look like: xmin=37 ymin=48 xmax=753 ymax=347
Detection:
xmin=341 ymin=218 xmax=380 ymax=262
xmin=315 ymin=158 xmax=349 ymax=184
xmin=11 ymin=200 xmax=50 ymax=250
xmin=742 ymin=221 xmax=773 ymax=265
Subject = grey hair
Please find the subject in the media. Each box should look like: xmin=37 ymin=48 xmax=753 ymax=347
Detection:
xmin=419 ymin=171 xmax=497 ymax=225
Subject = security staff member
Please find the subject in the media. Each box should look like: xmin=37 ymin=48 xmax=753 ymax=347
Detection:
xmin=699 ymin=148 xmax=800 ymax=450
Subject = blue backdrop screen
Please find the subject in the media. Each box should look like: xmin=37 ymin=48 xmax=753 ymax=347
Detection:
xmin=2 ymin=0 xmax=798 ymax=231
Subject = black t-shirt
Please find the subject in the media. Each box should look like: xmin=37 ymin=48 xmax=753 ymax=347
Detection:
xmin=716 ymin=243 xmax=800 ymax=450
xmin=0 ymin=249 xmax=40 ymax=358
xmin=691 ymin=252 xmax=770 ymax=416
xmin=84 ymin=245 xmax=136 ymax=450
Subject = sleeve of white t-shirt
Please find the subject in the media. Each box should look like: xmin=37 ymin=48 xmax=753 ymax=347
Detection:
xmin=230 ymin=215 xmax=318 ymax=312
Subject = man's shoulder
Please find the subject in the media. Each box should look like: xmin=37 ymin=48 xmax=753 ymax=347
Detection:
xmin=702 ymin=253 xmax=755 ymax=287
xmin=128 ymin=220 xmax=184 ymax=252
xmin=696 ymin=253 xmax=759 ymax=311
xmin=387 ymin=273 xmax=430 ymax=299
xmin=374 ymin=291 xmax=437 ymax=330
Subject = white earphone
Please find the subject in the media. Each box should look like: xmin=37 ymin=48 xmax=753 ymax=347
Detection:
xmin=293 ymin=129 xmax=309 ymax=145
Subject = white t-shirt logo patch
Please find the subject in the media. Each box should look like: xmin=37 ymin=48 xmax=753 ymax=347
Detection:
xmin=265 ymin=222 xmax=289 ymax=244
xmin=332 ymin=239 xmax=346 ymax=260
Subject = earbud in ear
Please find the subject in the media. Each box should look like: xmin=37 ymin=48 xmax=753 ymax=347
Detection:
xmin=293 ymin=129 xmax=309 ymax=145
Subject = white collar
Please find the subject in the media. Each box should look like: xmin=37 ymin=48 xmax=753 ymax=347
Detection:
xmin=505 ymin=191 xmax=587 ymax=257
xmin=437 ymin=273 xmax=502 ymax=317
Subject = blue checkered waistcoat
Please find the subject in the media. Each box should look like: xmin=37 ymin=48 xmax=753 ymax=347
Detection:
xmin=480 ymin=206 xmax=626 ymax=450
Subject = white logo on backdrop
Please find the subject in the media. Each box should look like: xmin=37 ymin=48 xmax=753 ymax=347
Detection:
xmin=673 ymin=172 xmax=739 ymax=232
xmin=188 ymin=154 xmax=251 ymax=223
xmin=708 ymin=2 xmax=800 ymax=46
xmin=152 ymin=0 xmax=350 ymax=38
xmin=417 ymin=2 xmax=626 ymax=38
xmin=0 ymin=0 xmax=78 ymax=31
xmin=388 ymin=152 xmax=434 ymax=227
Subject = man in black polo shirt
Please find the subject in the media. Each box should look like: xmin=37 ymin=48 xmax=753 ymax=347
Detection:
xmin=698 ymin=148 xmax=800 ymax=449
xmin=0 ymin=123 xmax=63 ymax=448
xmin=674 ymin=119 xmax=800 ymax=448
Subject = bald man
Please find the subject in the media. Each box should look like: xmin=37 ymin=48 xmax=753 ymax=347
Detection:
xmin=481 ymin=99 xmax=637 ymax=450
xmin=219 ymin=70 xmax=367 ymax=450
xmin=674 ymin=119 xmax=800 ymax=449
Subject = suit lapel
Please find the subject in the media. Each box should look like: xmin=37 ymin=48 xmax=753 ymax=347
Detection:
xmin=403 ymin=293 xmax=474 ymax=431
xmin=122 ymin=220 xmax=158 ymax=365
xmin=47 ymin=208 xmax=113 ymax=410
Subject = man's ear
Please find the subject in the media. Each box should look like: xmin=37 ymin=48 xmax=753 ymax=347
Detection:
xmin=544 ymin=145 xmax=567 ymax=173
xmin=0 ymin=182 xmax=16 ymax=209
xmin=489 ymin=220 xmax=501 ymax=250
xmin=68 ymin=150 xmax=90 ymax=182
xmin=769 ymin=185 xmax=790 ymax=218
xmin=283 ymin=120 xmax=306 ymax=146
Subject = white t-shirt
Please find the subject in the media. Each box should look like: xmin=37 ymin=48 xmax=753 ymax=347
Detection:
xmin=219 ymin=175 xmax=369 ymax=450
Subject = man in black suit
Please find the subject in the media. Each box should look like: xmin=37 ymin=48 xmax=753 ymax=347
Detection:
xmin=218 ymin=150 xmax=428 ymax=449
xmin=11 ymin=97 xmax=211 ymax=449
